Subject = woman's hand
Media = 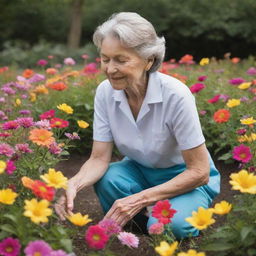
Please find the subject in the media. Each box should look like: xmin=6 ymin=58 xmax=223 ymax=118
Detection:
xmin=54 ymin=179 xmax=78 ymax=221
xmin=104 ymin=193 xmax=147 ymax=227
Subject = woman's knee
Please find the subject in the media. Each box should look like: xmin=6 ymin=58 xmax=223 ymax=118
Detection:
xmin=171 ymin=218 xmax=199 ymax=239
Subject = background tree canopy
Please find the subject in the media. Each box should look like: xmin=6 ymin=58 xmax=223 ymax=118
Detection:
xmin=0 ymin=0 xmax=255 ymax=61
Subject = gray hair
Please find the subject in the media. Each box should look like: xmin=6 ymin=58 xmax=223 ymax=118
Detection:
xmin=93 ymin=12 xmax=165 ymax=73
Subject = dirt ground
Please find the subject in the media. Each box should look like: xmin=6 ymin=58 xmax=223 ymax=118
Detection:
xmin=56 ymin=153 xmax=239 ymax=256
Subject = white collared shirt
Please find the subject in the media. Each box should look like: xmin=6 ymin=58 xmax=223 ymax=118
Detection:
xmin=93 ymin=71 xmax=205 ymax=168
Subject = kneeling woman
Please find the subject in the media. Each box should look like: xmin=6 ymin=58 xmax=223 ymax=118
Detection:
xmin=55 ymin=12 xmax=220 ymax=239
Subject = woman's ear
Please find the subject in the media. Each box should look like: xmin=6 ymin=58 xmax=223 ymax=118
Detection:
xmin=145 ymin=58 xmax=154 ymax=71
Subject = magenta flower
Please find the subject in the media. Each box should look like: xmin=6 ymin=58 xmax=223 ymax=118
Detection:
xmin=229 ymin=77 xmax=245 ymax=85
xmin=37 ymin=59 xmax=48 ymax=66
xmin=197 ymin=75 xmax=207 ymax=81
xmin=0 ymin=132 xmax=11 ymax=138
xmin=0 ymin=143 xmax=15 ymax=157
xmin=0 ymin=237 xmax=21 ymax=256
xmin=246 ymin=67 xmax=256 ymax=75
xmin=50 ymin=250 xmax=68 ymax=256
xmin=40 ymin=109 xmax=55 ymax=120
xmin=49 ymin=142 xmax=62 ymax=155
xmin=6 ymin=160 xmax=16 ymax=175
xmin=2 ymin=121 xmax=19 ymax=130
xmin=232 ymin=144 xmax=252 ymax=163
xmin=117 ymin=232 xmax=139 ymax=248
xmin=208 ymin=94 xmax=221 ymax=103
xmin=19 ymin=110 xmax=31 ymax=115
xmin=99 ymin=219 xmax=122 ymax=236
xmin=189 ymin=83 xmax=205 ymax=93
xmin=1 ymin=87 xmax=16 ymax=95
xmin=16 ymin=117 xmax=34 ymax=128
xmin=148 ymin=222 xmax=164 ymax=235
xmin=64 ymin=57 xmax=76 ymax=66
xmin=236 ymin=129 xmax=247 ymax=135
xmin=24 ymin=240 xmax=52 ymax=256
xmin=83 ymin=63 xmax=99 ymax=75
xmin=85 ymin=225 xmax=109 ymax=250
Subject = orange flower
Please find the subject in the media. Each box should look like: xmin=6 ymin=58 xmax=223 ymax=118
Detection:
xmin=179 ymin=54 xmax=194 ymax=64
xmin=29 ymin=128 xmax=55 ymax=147
xmin=213 ymin=109 xmax=231 ymax=123
xmin=21 ymin=176 xmax=35 ymax=189
xmin=46 ymin=68 xmax=58 ymax=75
xmin=231 ymin=57 xmax=240 ymax=64
xmin=22 ymin=69 xmax=34 ymax=78
xmin=31 ymin=180 xmax=55 ymax=201
xmin=48 ymin=82 xmax=67 ymax=91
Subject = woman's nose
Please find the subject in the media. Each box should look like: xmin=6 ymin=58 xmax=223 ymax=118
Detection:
xmin=106 ymin=61 xmax=117 ymax=74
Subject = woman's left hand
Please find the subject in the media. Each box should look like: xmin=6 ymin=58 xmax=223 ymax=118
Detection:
xmin=104 ymin=193 xmax=147 ymax=227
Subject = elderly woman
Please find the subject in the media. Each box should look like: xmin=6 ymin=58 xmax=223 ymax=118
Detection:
xmin=55 ymin=12 xmax=220 ymax=239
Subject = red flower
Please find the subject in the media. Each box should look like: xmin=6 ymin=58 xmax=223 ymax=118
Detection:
xmin=190 ymin=83 xmax=205 ymax=93
xmin=31 ymin=180 xmax=55 ymax=201
xmin=39 ymin=109 xmax=55 ymax=120
xmin=85 ymin=225 xmax=109 ymax=250
xmin=208 ymin=94 xmax=221 ymax=103
xmin=213 ymin=109 xmax=231 ymax=123
xmin=152 ymin=200 xmax=177 ymax=224
xmin=50 ymin=118 xmax=69 ymax=128
xmin=48 ymin=82 xmax=67 ymax=91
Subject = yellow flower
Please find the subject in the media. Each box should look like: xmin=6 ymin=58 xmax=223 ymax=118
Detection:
xmin=178 ymin=249 xmax=205 ymax=256
xmin=238 ymin=82 xmax=251 ymax=90
xmin=68 ymin=212 xmax=92 ymax=226
xmin=30 ymin=92 xmax=37 ymax=102
xmin=240 ymin=117 xmax=256 ymax=125
xmin=15 ymin=98 xmax=21 ymax=106
xmin=199 ymin=58 xmax=209 ymax=66
xmin=155 ymin=241 xmax=178 ymax=256
xmin=0 ymin=160 xmax=7 ymax=174
xmin=40 ymin=168 xmax=67 ymax=189
xmin=24 ymin=198 xmax=52 ymax=224
xmin=0 ymin=189 xmax=18 ymax=205
xmin=77 ymin=120 xmax=89 ymax=129
xmin=229 ymin=169 xmax=256 ymax=194
xmin=226 ymin=99 xmax=240 ymax=108
xmin=238 ymin=133 xmax=256 ymax=143
xmin=57 ymin=103 xmax=73 ymax=114
xmin=210 ymin=200 xmax=232 ymax=215
xmin=185 ymin=207 xmax=215 ymax=230
xmin=33 ymin=85 xmax=49 ymax=94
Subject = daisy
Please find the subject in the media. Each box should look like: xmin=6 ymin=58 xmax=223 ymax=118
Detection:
xmin=152 ymin=200 xmax=177 ymax=224
xmin=24 ymin=240 xmax=52 ymax=256
xmin=117 ymin=232 xmax=139 ymax=248
xmin=0 ymin=237 xmax=21 ymax=256
xmin=40 ymin=168 xmax=67 ymax=189
xmin=85 ymin=225 xmax=109 ymax=250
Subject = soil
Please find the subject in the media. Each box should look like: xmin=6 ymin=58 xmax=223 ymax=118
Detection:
xmin=56 ymin=153 xmax=239 ymax=256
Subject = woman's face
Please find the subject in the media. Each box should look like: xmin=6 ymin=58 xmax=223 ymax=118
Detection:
xmin=100 ymin=36 xmax=149 ymax=90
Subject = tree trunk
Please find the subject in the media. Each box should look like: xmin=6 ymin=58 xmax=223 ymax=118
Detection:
xmin=67 ymin=0 xmax=84 ymax=49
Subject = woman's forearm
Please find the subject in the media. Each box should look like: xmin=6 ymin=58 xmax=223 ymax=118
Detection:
xmin=141 ymin=168 xmax=209 ymax=206
xmin=69 ymin=156 xmax=110 ymax=192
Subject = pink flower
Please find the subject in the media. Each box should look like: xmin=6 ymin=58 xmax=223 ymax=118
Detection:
xmin=37 ymin=59 xmax=48 ymax=66
xmin=199 ymin=110 xmax=207 ymax=115
xmin=81 ymin=54 xmax=89 ymax=59
xmin=152 ymin=200 xmax=177 ymax=224
xmin=85 ymin=225 xmax=109 ymax=250
xmin=232 ymin=144 xmax=252 ymax=163
xmin=49 ymin=142 xmax=62 ymax=155
xmin=6 ymin=160 xmax=16 ymax=175
xmin=64 ymin=57 xmax=76 ymax=66
xmin=117 ymin=232 xmax=139 ymax=248
xmin=83 ymin=63 xmax=99 ymax=75
xmin=229 ymin=78 xmax=245 ymax=85
xmin=99 ymin=219 xmax=122 ymax=236
xmin=28 ymin=74 xmax=46 ymax=83
xmin=2 ymin=121 xmax=19 ymax=130
xmin=39 ymin=109 xmax=55 ymax=120
xmin=208 ymin=94 xmax=221 ymax=103
xmin=24 ymin=240 xmax=52 ymax=256
xmin=0 ymin=237 xmax=21 ymax=256
xmin=0 ymin=132 xmax=11 ymax=138
xmin=64 ymin=132 xmax=80 ymax=140
xmin=35 ymin=120 xmax=51 ymax=130
xmin=50 ymin=250 xmax=68 ymax=256
xmin=0 ymin=143 xmax=15 ymax=157
xmin=1 ymin=87 xmax=16 ymax=95
xmin=16 ymin=117 xmax=34 ymax=128
xmin=15 ymin=143 xmax=33 ymax=153
xmin=197 ymin=75 xmax=207 ymax=81
xmin=246 ymin=67 xmax=256 ymax=75
xmin=236 ymin=129 xmax=247 ymax=135
xmin=189 ymin=83 xmax=205 ymax=93
xmin=19 ymin=110 xmax=31 ymax=115
xmin=148 ymin=222 xmax=164 ymax=235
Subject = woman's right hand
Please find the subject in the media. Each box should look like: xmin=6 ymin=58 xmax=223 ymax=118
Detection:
xmin=54 ymin=179 xmax=78 ymax=221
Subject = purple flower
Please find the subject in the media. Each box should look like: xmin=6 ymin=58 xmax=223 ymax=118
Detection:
xmin=99 ymin=219 xmax=122 ymax=236
xmin=37 ymin=59 xmax=48 ymax=66
xmin=246 ymin=67 xmax=256 ymax=75
xmin=0 ymin=143 xmax=15 ymax=157
xmin=6 ymin=160 xmax=16 ymax=175
xmin=199 ymin=110 xmax=207 ymax=115
xmin=64 ymin=132 xmax=80 ymax=140
xmin=2 ymin=121 xmax=19 ymax=130
xmin=0 ymin=237 xmax=21 ymax=256
xmin=15 ymin=143 xmax=33 ymax=153
xmin=28 ymin=74 xmax=46 ymax=83
xmin=50 ymin=250 xmax=68 ymax=256
xmin=21 ymin=94 xmax=28 ymax=99
xmin=49 ymin=142 xmax=62 ymax=155
xmin=240 ymin=96 xmax=249 ymax=102
xmin=1 ymin=87 xmax=16 ymax=95
xmin=19 ymin=110 xmax=31 ymax=115
xmin=24 ymin=240 xmax=52 ymax=256
xmin=219 ymin=94 xmax=230 ymax=102
xmin=16 ymin=117 xmax=34 ymax=128
xmin=229 ymin=77 xmax=245 ymax=85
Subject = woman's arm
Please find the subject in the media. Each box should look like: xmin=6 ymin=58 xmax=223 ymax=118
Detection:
xmin=104 ymin=143 xmax=210 ymax=226
xmin=55 ymin=140 xmax=113 ymax=220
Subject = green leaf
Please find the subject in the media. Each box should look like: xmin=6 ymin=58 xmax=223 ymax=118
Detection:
xmin=241 ymin=226 xmax=254 ymax=241
xmin=0 ymin=231 xmax=9 ymax=240
xmin=0 ymin=224 xmax=17 ymax=235
xmin=218 ymin=152 xmax=232 ymax=161
xmin=3 ymin=213 xmax=18 ymax=223
xmin=202 ymin=242 xmax=234 ymax=251
xmin=60 ymin=238 xmax=73 ymax=253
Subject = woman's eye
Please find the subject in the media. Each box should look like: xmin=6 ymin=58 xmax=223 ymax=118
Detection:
xmin=102 ymin=59 xmax=109 ymax=63
xmin=117 ymin=59 xmax=126 ymax=64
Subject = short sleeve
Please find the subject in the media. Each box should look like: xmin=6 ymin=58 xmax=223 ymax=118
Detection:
xmin=93 ymin=84 xmax=113 ymax=142
xmin=171 ymin=93 xmax=205 ymax=150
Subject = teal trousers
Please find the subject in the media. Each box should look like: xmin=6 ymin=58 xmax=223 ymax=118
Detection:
xmin=94 ymin=157 xmax=220 ymax=239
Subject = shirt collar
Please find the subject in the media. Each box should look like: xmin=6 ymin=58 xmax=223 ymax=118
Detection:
xmin=113 ymin=72 xmax=163 ymax=104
